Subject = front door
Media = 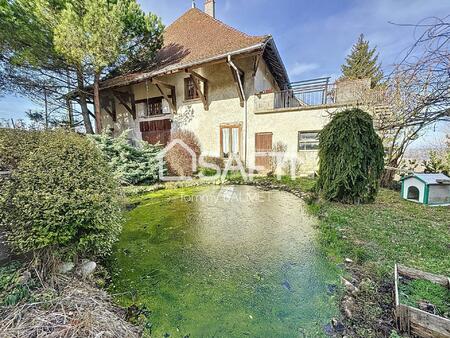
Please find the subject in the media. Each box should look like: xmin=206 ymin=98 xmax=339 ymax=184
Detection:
xmin=255 ymin=132 xmax=273 ymax=171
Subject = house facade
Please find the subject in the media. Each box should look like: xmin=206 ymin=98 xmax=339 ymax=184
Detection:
xmin=98 ymin=1 xmax=366 ymax=174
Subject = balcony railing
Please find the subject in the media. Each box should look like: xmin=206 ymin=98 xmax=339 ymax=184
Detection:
xmin=254 ymin=78 xmax=385 ymax=112
xmin=290 ymin=77 xmax=334 ymax=106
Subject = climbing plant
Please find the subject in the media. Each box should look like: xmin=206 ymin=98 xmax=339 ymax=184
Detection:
xmin=317 ymin=108 xmax=384 ymax=204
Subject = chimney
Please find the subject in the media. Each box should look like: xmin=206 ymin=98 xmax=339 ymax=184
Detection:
xmin=204 ymin=0 xmax=215 ymax=18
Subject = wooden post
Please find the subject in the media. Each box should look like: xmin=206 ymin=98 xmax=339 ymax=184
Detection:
xmin=93 ymin=72 xmax=102 ymax=133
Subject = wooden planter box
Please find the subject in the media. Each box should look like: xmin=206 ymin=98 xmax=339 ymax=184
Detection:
xmin=394 ymin=264 xmax=450 ymax=338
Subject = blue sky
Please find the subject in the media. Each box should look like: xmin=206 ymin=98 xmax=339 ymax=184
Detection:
xmin=1 ymin=0 xmax=448 ymax=147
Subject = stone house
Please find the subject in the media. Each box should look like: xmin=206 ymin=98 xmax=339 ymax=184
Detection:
xmin=97 ymin=1 xmax=367 ymax=174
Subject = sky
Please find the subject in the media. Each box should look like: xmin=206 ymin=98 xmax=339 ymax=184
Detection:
xmin=1 ymin=0 xmax=449 ymax=147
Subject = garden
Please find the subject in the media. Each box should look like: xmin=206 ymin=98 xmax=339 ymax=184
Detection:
xmin=0 ymin=109 xmax=449 ymax=338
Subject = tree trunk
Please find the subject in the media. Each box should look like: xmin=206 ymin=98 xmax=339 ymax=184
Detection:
xmin=66 ymin=69 xmax=74 ymax=130
xmin=76 ymin=70 xmax=94 ymax=134
xmin=381 ymin=158 xmax=400 ymax=187
xmin=66 ymin=97 xmax=74 ymax=130
xmin=93 ymin=72 xmax=102 ymax=134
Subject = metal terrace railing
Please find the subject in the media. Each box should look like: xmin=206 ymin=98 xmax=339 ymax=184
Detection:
xmin=254 ymin=77 xmax=384 ymax=112
xmin=255 ymin=77 xmax=337 ymax=111
xmin=289 ymin=77 xmax=335 ymax=106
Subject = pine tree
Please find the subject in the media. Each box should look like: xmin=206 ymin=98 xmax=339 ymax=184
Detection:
xmin=341 ymin=34 xmax=383 ymax=87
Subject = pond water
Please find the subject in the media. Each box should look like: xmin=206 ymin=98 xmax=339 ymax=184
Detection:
xmin=110 ymin=185 xmax=339 ymax=337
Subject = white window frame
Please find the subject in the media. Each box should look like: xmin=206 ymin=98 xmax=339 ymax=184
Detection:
xmin=298 ymin=131 xmax=319 ymax=151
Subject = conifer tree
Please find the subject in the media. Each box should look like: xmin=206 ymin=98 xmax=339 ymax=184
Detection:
xmin=317 ymin=108 xmax=384 ymax=204
xmin=341 ymin=34 xmax=383 ymax=87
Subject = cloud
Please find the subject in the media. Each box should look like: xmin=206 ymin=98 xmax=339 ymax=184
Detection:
xmin=289 ymin=62 xmax=320 ymax=76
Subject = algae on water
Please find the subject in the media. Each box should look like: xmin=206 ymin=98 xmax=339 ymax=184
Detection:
xmin=109 ymin=186 xmax=339 ymax=337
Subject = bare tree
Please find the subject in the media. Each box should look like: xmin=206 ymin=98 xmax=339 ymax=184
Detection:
xmin=372 ymin=16 xmax=450 ymax=185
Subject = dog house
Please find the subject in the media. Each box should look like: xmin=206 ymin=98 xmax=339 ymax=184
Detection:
xmin=401 ymin=173 xmax=450 ymax=206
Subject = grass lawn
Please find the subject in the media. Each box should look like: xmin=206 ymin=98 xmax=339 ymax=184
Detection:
xmin=308 ymin=187 xmax=449 ymax=337
xmin=311 ymin=188 xmax=449 ymax=277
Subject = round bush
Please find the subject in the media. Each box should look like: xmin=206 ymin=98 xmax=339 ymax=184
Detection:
xmin=0 ymin=130 xmax=122 ymax=258
xmin=166 ymin=130 xmax=201 ymax=177
xmin=0 ymin=129 xmax=40 ymax=171
xmin=317 ymin=108 xmax=384 ymax=203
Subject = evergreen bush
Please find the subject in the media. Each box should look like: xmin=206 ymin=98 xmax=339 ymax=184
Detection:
xmin=89 ymin=131 xmax=162 ymax=185
xmin=0 ymin=129 xmax=122 ymax=259
xmin=0 ymin=129 xmax=40 ymax=171
xmin=317 ymin=108 xmax=384 ymax=203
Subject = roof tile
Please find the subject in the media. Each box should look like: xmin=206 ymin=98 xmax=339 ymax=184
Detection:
xmin=102 ymin=8 xmax=269 ymax=89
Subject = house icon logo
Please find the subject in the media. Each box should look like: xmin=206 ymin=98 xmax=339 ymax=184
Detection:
xmin=157 ymin=139 xmax=198 ymax=181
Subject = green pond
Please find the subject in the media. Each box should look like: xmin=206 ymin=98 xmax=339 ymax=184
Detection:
xmin=110 ymin=185 xmax=339 ymax=337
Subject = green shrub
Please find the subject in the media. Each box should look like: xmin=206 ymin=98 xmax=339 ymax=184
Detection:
xmin=0 ymin=129 xmax=122 ymax=259
xmin=199 ymin=156 xmax=224 ymax=176
xmin=0 ymin=128 xmax=40 ymax=171
xmin=317 ymin=108 xmax=384 ymax=203
xmin=89 ymin=131 xmax=162 ymax=185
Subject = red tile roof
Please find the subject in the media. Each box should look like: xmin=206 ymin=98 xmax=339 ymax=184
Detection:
xmin=101 ymin=8 xmax=290 ymax=89
xmin=157 ymin=8 xmax=269 ymax=67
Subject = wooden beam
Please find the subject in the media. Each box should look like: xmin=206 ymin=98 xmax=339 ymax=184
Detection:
xmin=87 ymin=109 xmax=95 ymax=120
xmin=253 ymin=53 xmax=262 ymax=76
xmin=228 ymin=63 xmax=245 ymax=107
xmin=152 ymin=79 xmax=177 ymax=114
xmin=129 ymin=87 xmax=136 ymax=119
xmin=101 ymin=97 xmax=117 ymax=122
xmin=190 ymin=74 xmax=209 ymax=111
xmin=103 ymin=106 xmax=115 ymax=122
xmin=186 ymin=70 xmax=209 ymax=111
xmin=111 ymin=98 xmax=117 ymax=122
xmin=186 ymin=69 xmax=208 ymax=83
xmin=154 ymin=83 xmax=176 ymax=114
xmin=151 ymin=78 xmax=175 ymax=91
xmin=397 ymin=264 xmax=450 ymax=287
xmin=112 ymin=90 xmax=135 ymax=119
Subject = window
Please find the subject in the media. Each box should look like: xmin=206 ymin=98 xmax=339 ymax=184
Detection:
xmin=136 ymin=97 xmax=164 ymax=117
xmin=184 ymin=77 xmax=199 ymax=100
xmin=298 ymin=131 xmax=319 ymax=151
xmin=221 ymin=125 xmax=240 ymax=158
